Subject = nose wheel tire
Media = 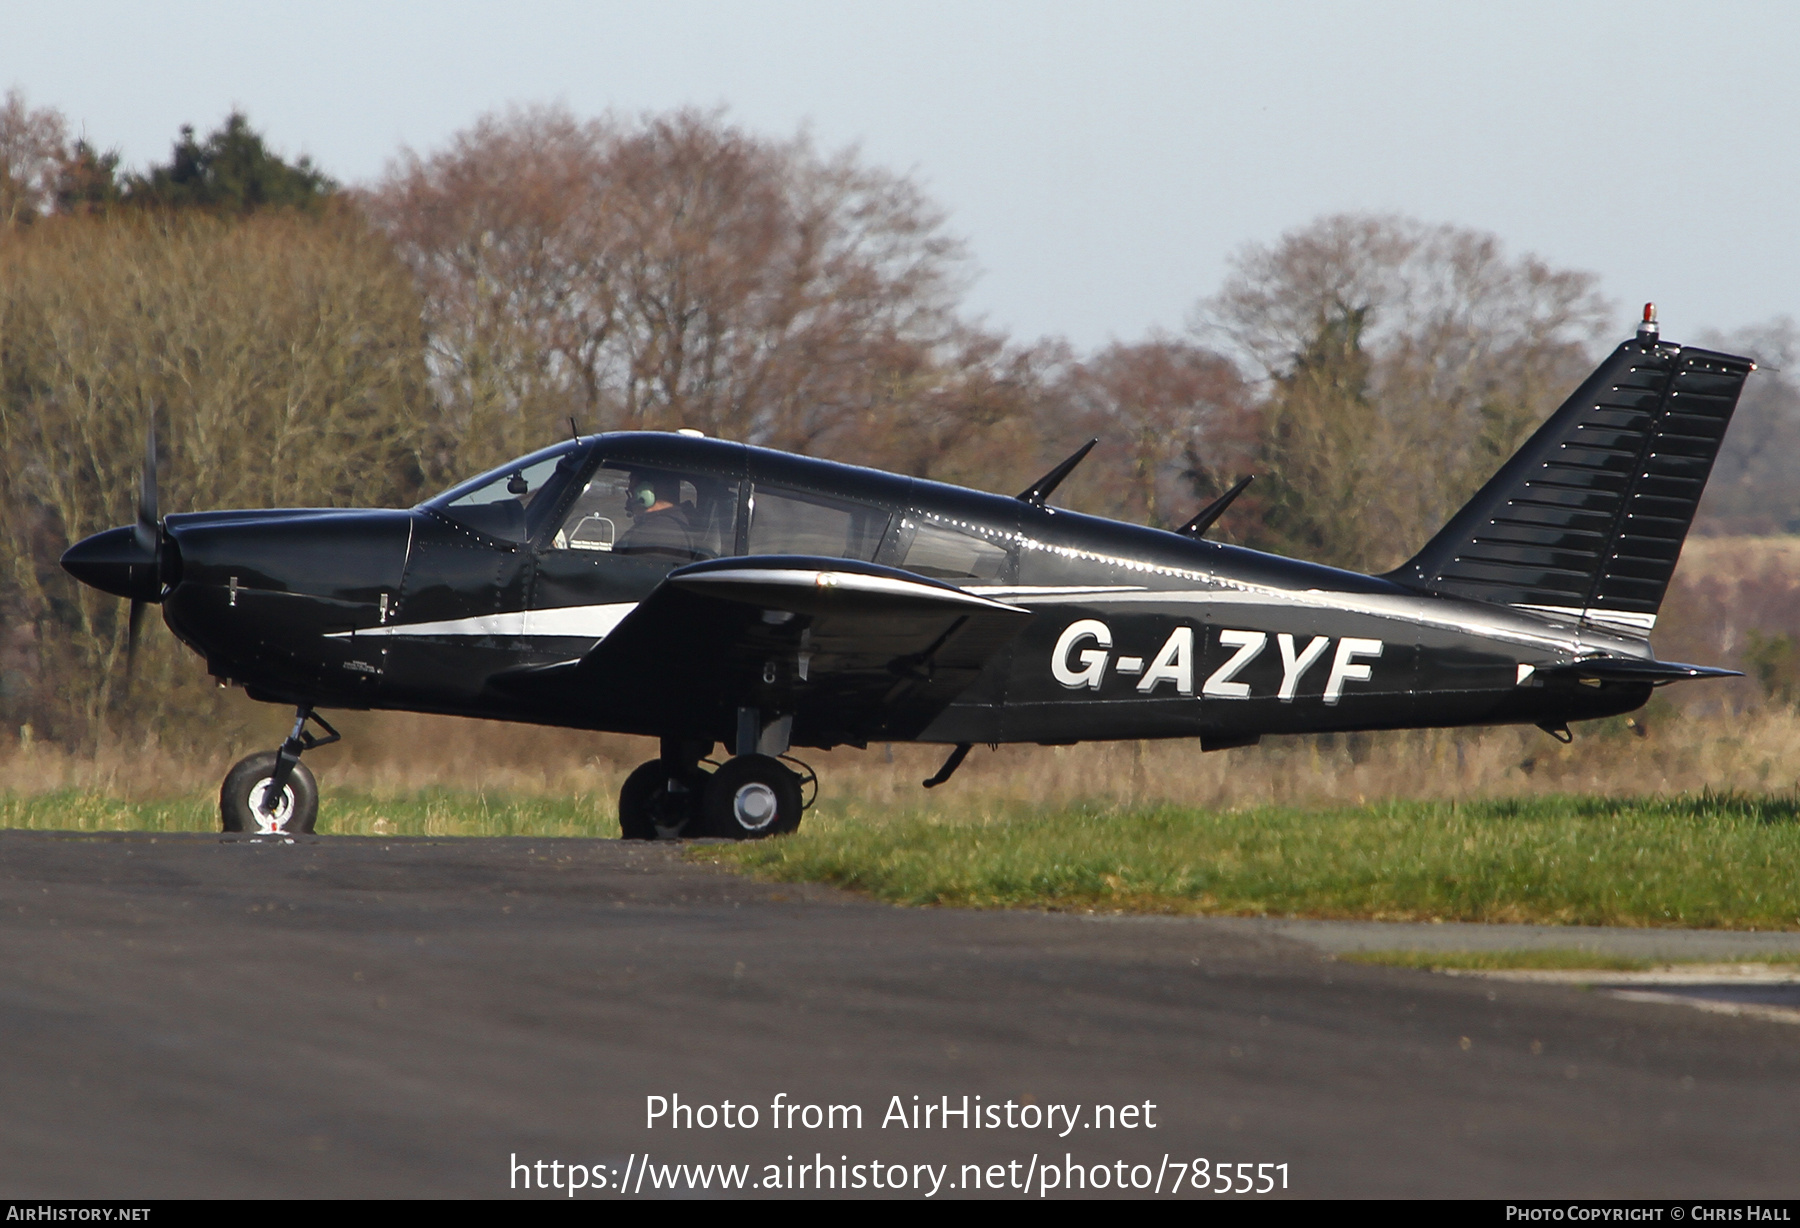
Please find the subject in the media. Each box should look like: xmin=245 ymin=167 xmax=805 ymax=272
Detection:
xmin=618 ymin=760 xmax=705 ymax=840
xmin=220 ymin=752 xmax=319 ymax=835
xmin=701 ymin=754 xmax=802 ymax=839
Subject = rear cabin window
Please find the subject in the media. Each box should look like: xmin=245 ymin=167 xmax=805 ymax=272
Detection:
xmin=898 ymin=519 xmax=1009 ymax=582
xmin=747 ymin=488 xmax=888 ymax=561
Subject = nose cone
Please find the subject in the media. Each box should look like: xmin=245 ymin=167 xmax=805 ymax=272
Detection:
xmin=61 ymin=526 xmax=164 ymax=601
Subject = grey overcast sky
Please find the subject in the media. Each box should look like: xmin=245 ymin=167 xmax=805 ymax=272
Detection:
xmin=6 ymin=0 xmax=1797 ymax=350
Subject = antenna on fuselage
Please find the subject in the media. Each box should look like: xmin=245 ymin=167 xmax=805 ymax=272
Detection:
xmin=1017 ymin=438 xmax=1098 ymax=506
xmin=1177 ymin=474 xmax=1254 ymax=538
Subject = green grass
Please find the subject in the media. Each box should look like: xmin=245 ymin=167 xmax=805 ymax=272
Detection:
xmin=12 ymin=787 xmax=1800 ymax=930
xmin=704 ymin=792 xmax=1800 ymax=929
xmin=0 ymin=788 xmax=616 ymax=838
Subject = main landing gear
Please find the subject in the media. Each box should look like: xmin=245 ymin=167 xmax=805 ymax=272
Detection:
xmin=220 ymin=707 xmax=340 ymax=836
xmin=620 ymin=723 xmax=814 ymax=841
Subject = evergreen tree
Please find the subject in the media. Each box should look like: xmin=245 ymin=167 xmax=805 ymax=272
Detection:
xmin=1254 ymin=303 xmax=1380 ymax=569
xmin=126 ymin=112 xmax=334 ymax=213
xmin=54 ymin=140 xmax=122 ymax=214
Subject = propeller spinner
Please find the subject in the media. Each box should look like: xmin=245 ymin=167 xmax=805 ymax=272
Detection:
xmin=59 ymin=418 xmax=169 ymax=676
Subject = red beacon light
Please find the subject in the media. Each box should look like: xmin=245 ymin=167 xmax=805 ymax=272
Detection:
xmin=1637 ymin=302 xmax=1659 ymax=340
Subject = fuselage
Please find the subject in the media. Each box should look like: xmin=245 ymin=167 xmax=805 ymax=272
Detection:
xmin=130 ymin=431 xmax=1650 ymax=750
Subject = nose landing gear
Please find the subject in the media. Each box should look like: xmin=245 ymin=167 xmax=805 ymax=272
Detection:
xmin=220 ymin=707 xmax=339 ymax=835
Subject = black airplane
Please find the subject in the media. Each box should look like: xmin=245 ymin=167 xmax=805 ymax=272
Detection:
xmin=61 ymin=312 xmax=1753 ymax=839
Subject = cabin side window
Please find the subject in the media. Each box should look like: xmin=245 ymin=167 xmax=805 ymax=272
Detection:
xmin=746 ymin=488 xmax=889 ymax=561
xmin=550 ymin=462 xmax=738 ymax=562
xmin=895 ymin=518 xmax=1009 ymax=583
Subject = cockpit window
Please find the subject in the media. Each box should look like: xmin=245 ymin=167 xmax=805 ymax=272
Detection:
xmin=425 ymin=441 xmax=590 ymax=543
xmin=550 ymin=461 xmax=739 ymax=562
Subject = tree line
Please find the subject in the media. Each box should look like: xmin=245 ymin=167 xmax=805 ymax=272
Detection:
xmin=2 ymin=87 xmax=1793 ymax=749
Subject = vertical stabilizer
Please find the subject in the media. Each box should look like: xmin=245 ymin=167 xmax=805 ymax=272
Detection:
xmin=1387 ymin=333 xmax=1754 ymax=635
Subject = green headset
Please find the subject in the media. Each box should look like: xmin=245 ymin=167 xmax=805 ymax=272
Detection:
xmin=629 ymin=482 xmax=658 ymax=511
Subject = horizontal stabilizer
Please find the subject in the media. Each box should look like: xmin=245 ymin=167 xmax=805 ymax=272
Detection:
xmin=1537 ymin=658 xmax=1741 ymax=684
xmin=1391 ymin=336 xmax=1755 ymax=631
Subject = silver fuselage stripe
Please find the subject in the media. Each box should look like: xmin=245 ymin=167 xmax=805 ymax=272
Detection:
xmin=326 ymin=584 xmax=1636 ymax=662
xmin=1513 ymin=604 xmax=1657 ymax=633
xmin=995 ymin=587 xmax=1638 ymax=658
xmin=675 ymin=568 xmax=1024 ymax=611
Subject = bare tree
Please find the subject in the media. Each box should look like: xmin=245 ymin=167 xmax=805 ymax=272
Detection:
xmin=1050 ymin=336 xmax=1256 ymax=531
xmin=360 ymin=106 xmax=620 ymax=482
xmin=0 ymin=210 xmax=427 ymax=746
xmin=1693 ymin=318 xmax=1800 ymax=535
xmin=360 ymin=105 xmax=986 ymax=483
xmin=0 ymin=88 xmax=69 ymax=228
xmin=1196 ymin=213 xmax=1612 ymax=570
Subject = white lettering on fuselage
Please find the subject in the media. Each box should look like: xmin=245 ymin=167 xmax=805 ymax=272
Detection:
xmin=1051 ymin=619 xmax=1112 ymax=690
xmin=1203 ymin=629 xmax=1266 ymax=698
xmin=1053 ymin=621 xmax=1384 ymax=703
xmin=1138 ymin=626 xmax=1194 ymax=695
xmin=1323 ymin=637 xmax=1384 ymax=705
xmin=1276 ymin=632 xmax=1332 ymax=701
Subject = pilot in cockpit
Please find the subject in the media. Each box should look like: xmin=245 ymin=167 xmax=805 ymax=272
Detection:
xmin=615 ymin=470 xmax=696 ymax=559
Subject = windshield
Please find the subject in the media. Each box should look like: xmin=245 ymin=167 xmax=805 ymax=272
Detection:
xmin=423 ymin=441 xmax=593 ymax=543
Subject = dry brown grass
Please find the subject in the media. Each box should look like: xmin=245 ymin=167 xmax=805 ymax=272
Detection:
xmin=8 ymin=700 xmax=1800 ymax=813
xmin=793 ymin=709 xmax=1800 ymax=812
xmin=1654 ymin=536 xmax=1800 ymax=715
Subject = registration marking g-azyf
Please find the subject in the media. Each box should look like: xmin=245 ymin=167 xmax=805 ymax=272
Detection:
xmin=1051 ymin=620 xmax=1383 ymax=705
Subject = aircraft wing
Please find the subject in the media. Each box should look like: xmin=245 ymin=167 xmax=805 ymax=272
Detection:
xmin=497 ymin=556 xmax=1033 ymax=745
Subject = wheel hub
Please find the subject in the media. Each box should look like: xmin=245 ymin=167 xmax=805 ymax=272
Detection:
xmin=732 ymin=782 xmax=779 ymax=831
xmin=247 ymin=778 xmax=296 ymax=835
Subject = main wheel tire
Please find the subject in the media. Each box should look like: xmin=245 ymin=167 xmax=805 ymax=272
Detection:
xmin=701 ymin=755 xmax=802 ymax=840
xmin=220 ymin=752 xmax=319 ymax=835
xmin=618 ymin=760 xmax=705 ymax=840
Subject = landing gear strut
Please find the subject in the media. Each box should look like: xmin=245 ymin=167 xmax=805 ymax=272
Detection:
xmin=220 ymin=706 xmax=339 ymax=835
xmin=700 ymin=707 xmax=805 ymax=838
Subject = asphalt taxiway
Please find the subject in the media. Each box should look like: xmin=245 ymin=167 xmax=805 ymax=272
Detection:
xmin=0 ymin=830 xmax=1795 ymax=1199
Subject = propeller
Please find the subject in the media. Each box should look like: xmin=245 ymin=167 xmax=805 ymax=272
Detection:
xmin=59 ymin=413 xmax=176 ymax=682
xmin=126 ymin=416 xmax=160 ymax=678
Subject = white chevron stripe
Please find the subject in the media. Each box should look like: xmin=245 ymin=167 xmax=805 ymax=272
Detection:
xmin=328 ymin=602 xmax=638 ymax=641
